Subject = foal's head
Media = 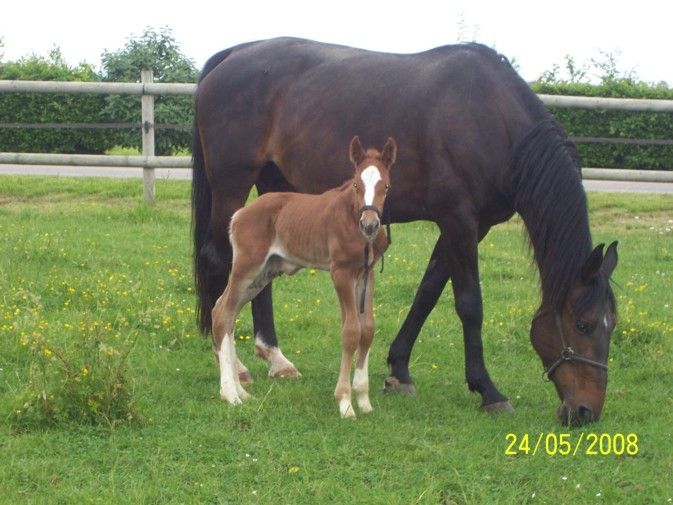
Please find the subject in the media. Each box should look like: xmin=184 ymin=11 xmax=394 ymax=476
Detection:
xmin=349 ymin=136 xmax=397 ymax=241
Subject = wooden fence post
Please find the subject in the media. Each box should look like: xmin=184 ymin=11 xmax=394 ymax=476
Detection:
xmin=141 ymin=69 xmax=155 ymax=203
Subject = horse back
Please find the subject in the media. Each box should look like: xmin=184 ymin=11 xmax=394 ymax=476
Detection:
xmin=198 ymin=37 xmax=550 ymax=223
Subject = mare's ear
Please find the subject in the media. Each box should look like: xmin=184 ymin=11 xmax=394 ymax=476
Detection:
xmin=382 ymin=137 xmax=397 ymax=167
xmin=580 ymin=243 xmax=605 ymax=283
xmin=602 ymin=240 xmax=619 ymax=278
xmin=349 ymin=136 xmax=366 ymax=167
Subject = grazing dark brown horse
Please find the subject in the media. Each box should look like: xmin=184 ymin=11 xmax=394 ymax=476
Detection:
xmin=192 ymin=37 xmax=619 ymax=426
xmin=212 ymin=137 xmax=394 ymax=417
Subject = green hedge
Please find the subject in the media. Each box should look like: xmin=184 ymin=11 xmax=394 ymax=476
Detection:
xmin=531 ymin=80 xmax=673 ymax=170
xmin=0 ymin=51 xmax=115 ymax=154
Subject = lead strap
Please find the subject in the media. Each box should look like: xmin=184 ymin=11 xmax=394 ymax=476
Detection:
xmin=360 ymin=243 xmax=370 ymax=314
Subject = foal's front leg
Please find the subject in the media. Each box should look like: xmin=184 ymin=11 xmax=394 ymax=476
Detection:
xmin=331 ymin=268 xmax=360 ymax=418
xmin=354 ymin=269 xmax=375 ymax=414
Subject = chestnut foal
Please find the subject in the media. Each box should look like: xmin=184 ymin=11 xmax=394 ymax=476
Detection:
xmin=212 ymin=136 xmax=396 ymax=417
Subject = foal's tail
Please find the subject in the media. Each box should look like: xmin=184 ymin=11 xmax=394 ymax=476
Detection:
xmin=192 ymin=48 xmax=239 ymax=334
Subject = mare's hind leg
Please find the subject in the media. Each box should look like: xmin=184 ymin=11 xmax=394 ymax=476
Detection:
xmin=198 ymin=166 xmax=260 ymax=383
xmin=353 ymin=270 xmax=375 ymax=414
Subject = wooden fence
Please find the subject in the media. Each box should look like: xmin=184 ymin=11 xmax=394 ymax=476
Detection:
xmin=2 ymin=74 xmax=673 ymax=202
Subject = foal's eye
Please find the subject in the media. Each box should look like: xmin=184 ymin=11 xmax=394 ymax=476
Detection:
xmin=353 ymin=183 xmax=358 ymax=191
xmin=575 ymin=320 xmax=592 ymax=334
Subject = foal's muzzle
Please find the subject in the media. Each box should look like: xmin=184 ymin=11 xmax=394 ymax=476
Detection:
xmin=359 ymin=205 xmax=381 ymax=239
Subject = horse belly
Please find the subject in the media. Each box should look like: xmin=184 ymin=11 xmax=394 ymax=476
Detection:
xmin=268 ymin=238 xmax=330 ymax=273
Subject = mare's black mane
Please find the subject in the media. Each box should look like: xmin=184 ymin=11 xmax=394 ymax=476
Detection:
xmin=510 ymin=119 xmax=611 ymax=314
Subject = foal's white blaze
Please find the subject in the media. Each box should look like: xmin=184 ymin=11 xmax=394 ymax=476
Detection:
xmin=360 ymin=165 xmax=382 ymax=206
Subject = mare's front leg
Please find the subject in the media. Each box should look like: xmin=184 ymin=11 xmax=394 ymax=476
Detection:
xmin=354 ymin=269 xmax=375 ymax=413
xmin=386 ymin=234 xmax=451 ymax=393
xmin=443 ymin=219 xmax=511 ymax=412
xmin=331 ymin=267 xmax=361 ymax=418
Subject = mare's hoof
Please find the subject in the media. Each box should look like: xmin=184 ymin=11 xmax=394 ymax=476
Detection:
xmin=481 ymin=400 xmax=515 ymax=414
xmin=383 ymin=376 xmax=417 ymax=395
xmin=238 ymin=371 xmax=254 ymax=385
xmin=270 ymin=367 xmax=302 ymax=379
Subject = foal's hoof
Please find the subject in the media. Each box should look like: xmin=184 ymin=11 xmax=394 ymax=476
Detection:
xmin=481 ymin=400 xmax=515 ymax=414
xmin=220 ymin=392 xmax=243 ymax=405
xmin=270 ymin=367 xmax=302 ymax=379
xmin=339 ymin=401 xmax=357 ymax=419
xmin=383 ymin=376 xmax=417 ymax=396
xmin=238 ymin=371 xmax=254 ymax=385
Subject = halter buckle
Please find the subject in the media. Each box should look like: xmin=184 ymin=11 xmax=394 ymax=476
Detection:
xmin=560 ymin=347 xmax=575 ymax=361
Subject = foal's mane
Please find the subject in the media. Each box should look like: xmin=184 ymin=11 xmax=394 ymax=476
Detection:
xmin=509 ymin=119 xmax=611 ymax=314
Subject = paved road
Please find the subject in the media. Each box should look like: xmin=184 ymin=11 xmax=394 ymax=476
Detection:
xmin=1 ymin=165 xmax=673 ymax=193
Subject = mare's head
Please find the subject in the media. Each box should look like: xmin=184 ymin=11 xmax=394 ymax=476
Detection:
xmin=349 ymin=136 xmax=397 ymax=241
xmin=530 ymin=241 xmax=618 ymax=426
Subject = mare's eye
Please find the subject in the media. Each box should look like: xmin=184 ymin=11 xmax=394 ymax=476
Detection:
xmin=385 ymin=184 xmax=390 ymax=191
xmin=575 ymin=320 xmax=592 ymax=335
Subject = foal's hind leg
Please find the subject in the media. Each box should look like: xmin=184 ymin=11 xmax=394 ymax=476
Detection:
xmin=252 ymin=261 xmax=301 ymax=379
xmin=212 ymin=278 xmax=251 ymax=404
xmin=254 ymin=332 xmax=302 ymax=379
xmin=353 ymin=270 xmax=375 ymax=413
xmin=251 ymin=171 xmax=301 ymax=381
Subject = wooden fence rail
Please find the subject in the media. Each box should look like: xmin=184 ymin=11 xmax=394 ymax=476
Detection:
xmin=2 ymin=75 xmax=673 ymax=201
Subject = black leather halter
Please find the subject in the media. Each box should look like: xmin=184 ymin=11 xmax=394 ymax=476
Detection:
xmin=543 ymin=314 xmax=608 ymax=380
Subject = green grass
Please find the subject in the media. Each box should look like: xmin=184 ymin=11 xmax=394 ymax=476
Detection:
xmin=1 ymin=176 xmax=672 ymax=504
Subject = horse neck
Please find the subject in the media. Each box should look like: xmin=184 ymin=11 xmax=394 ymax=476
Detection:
xmin=509 ymin=120 xmax=593 ymax=311
xmin=331 ymin=180 xmax=362 ymax=231
xmin=281 ymin=181 xmax=360 ymax=248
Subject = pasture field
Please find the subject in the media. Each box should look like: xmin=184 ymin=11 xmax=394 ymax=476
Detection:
xmin=0 ymin=176 xmax=672 ymax=504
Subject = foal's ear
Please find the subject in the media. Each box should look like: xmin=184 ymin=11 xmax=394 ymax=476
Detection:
xmin=602 ymin=240 xmax=619 ymax=278
xmin=349 ymin=136 xmax=366 ymax=167
xmin=580 ymin=243 xmax=605 ymax=283
xmin=382 ymin=137 xmax=397 ymax=167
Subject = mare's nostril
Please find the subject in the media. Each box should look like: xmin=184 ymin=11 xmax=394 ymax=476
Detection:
xmin=577 ymin=404 xmax=594 ymax=423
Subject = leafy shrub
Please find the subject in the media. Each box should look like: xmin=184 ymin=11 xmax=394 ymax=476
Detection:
xmin=101 ymin=27 xmax=197 ymax=155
